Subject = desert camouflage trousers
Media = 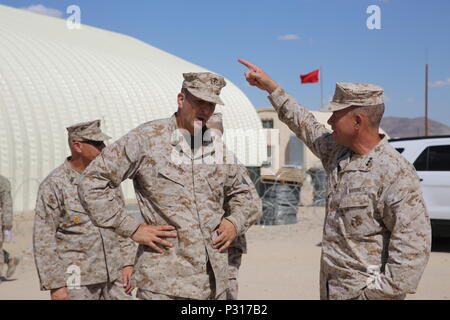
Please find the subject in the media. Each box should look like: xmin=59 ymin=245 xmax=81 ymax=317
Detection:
xmin=227 ymin=247 xmax=243 ymax=300
xmin=135 ymin=249 xmax=245 ymax=300
xmin=0 ymin=245 xmax=11 ymax=265
xmin=0 ymin=243 xmax=5 ymax=264
xmin=352 ymin=291 xmax=406 ymax=300
xmin=136 ymin=288 xmax=227 ymax=300
xmin=136 ymin=261 xmax=227 ymax=300
xmin=67 ymin=279 xmax=134 ymax=300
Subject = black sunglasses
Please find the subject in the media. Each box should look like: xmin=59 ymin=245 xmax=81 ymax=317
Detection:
xmin=80 ymin=140 xmax=105 ymax=148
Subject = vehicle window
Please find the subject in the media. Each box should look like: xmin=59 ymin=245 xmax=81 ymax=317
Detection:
xmin=413 ymin=145 xmax=450 ymax=171
xmin=395 ymin=148 xmax=404 ymax=154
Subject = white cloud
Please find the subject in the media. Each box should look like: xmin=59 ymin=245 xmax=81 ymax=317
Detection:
xmin=429 ymin=78 xmax=450 ymax=88
xmin=277 ymin=34 xmax=300 ymax=41
xmin=22 ymin=4 xmax=64 ymax=18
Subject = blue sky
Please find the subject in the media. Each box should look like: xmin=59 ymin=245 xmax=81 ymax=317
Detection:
xmin=3 ymin=0 xmax=450 ymax=125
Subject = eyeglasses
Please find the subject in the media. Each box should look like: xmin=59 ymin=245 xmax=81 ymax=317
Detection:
xmin=79 ymin=140 xmax=105 ymax=148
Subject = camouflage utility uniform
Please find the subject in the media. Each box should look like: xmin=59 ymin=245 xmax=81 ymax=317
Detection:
xmin=206 ymin=113 xmax=262 ymax=300
xmin=78 ymin=114 xmax=261 ymax=300
xmin=0 ymin=175 xmax=13 ymax=266
xmin=34 ymin=160 xmax=136 ymax=299
xmin=268 ymin=87 xmax=431 ymax=300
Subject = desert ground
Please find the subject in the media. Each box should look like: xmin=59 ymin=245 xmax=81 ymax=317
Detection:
xmin=1 ymin=205 xmax=449 ymax=300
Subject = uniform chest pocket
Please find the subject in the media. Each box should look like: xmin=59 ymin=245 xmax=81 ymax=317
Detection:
xmin=60 ymin=204 xmax=92 ymax=230
xmin=339 ymin=193 xmax=378 ymax=237
xmin=157 ymin=170 xmax=185 ymax=188
xmin=147 ymin=166 xmax=186 ymax=207
xmin=204 ymin=167 xmax=225 ymax=200
xmin=206 ymin=175 xmax=222 ymax=192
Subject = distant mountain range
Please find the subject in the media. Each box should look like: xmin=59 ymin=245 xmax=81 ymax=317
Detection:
xmin=381 ymin=117 xmax=450 ymax=138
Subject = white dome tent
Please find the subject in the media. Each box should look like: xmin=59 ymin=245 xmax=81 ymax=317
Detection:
xmin=0 ymin=5 xmax=266 ymax=213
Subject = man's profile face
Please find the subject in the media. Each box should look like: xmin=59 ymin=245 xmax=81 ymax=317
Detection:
xmin=327 ymin=107 xmax=357 ymax=146
xmin=72 ymin=140 xmax=105 ymax=163
xmin=177 ymin=91 xmax=216 ymax=135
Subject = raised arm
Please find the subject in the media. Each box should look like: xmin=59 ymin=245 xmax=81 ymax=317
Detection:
xmin=238 ymin=58 xmax=336 ymax=164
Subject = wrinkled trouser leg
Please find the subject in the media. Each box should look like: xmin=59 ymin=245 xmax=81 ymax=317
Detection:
xmin=352 ymin=291 xmax=407 ymax=300
xmin=68 ymin=283 xmax=104 ymax=300
xmin=136 ymin=289 xmax=188 ymax=300
xmin=136 ymin=260 xmax=226 ymax=300
xmin=0 ymin=247 xmax=4 ymax=265
xmin=319 ymin=259 xmax=328 ymax=300
xmin=227 ymin=248 xmax=243 ymax=300
xmin=136 ymin=289 xmax=227 ymax=300
xmin=103 ymin=279 xmax=134 ymax=300
xmin=207 ymin=260 xmax=227 ymax=300
xmin=68 ymin=280 xmax=134 ymax=300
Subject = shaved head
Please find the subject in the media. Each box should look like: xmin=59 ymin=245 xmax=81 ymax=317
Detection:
xmin=350 ymin=104 xmax=385 ymax=129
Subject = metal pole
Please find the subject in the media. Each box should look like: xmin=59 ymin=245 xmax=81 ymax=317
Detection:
xmin=425 ymin=64 xmax=428 ymax=136
xmin=320 ymin=66 xmax=323 ymax=108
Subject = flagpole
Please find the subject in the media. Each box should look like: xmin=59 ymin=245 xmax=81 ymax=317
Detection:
xmin=320 ymin=66 xmax=323 ymax=108
xmin=425 ymin=63 xmax=428 ymax=136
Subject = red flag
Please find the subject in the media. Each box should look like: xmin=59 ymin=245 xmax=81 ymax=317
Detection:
xmin=300 ymin=69 xmax=320 ymax=84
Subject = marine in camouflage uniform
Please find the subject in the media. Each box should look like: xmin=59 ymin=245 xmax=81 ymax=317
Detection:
xmin=206 ymin=113 xmax=262 ymax=300
xmin=0 ymin=174 xmax=20 ymax=280
xmin=78 ymin=73 xmax=261 ymax=300
xmin=33 ymin=120 xmax=137 ymax=300
xmin=239 ymin=59 xmax=431 ymax=300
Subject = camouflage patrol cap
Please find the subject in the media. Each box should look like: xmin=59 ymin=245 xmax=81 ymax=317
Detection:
xmin=320 ymin=82 xmax=384 ymax=112
xmin=66 ymin=120 xmax=111 ymax=141
xmin=182 ymin=72 xmax=227 ymax=105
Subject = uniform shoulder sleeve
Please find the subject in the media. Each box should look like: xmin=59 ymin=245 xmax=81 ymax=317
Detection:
xmin=268 ymin=87 xmax=338 ymax=170
xmin=33 ymin=179 xmax=67 ymax=290
xmin=364 ymin=166 xmax=431 ymax=299
xmin=224 ymin=162 xmax=261 ymax=236
xmin=78 ymin=129 xmax=144 ymax=237
xmin=0 ymin=177 xmax=13 ymax=226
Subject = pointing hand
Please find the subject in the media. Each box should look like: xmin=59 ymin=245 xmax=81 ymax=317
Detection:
xmin=238 ymin=58 xmax=279 ymax=94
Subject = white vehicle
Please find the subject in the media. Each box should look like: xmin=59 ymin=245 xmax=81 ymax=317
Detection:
xmin=389 ymin=135 xmax=450 ymax=237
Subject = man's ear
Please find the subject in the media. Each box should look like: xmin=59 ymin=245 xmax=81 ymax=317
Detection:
xmin=71 ymin=140 xmax=83 ymax=153
xmin=177 ymin=93 xmax=185 ymax=109
xmin=354 ymin=113 xmax=364 ymax=128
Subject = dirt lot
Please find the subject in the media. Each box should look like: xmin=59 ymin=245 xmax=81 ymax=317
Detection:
xmin=1 ymin=207 xmax=449 ymax=300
